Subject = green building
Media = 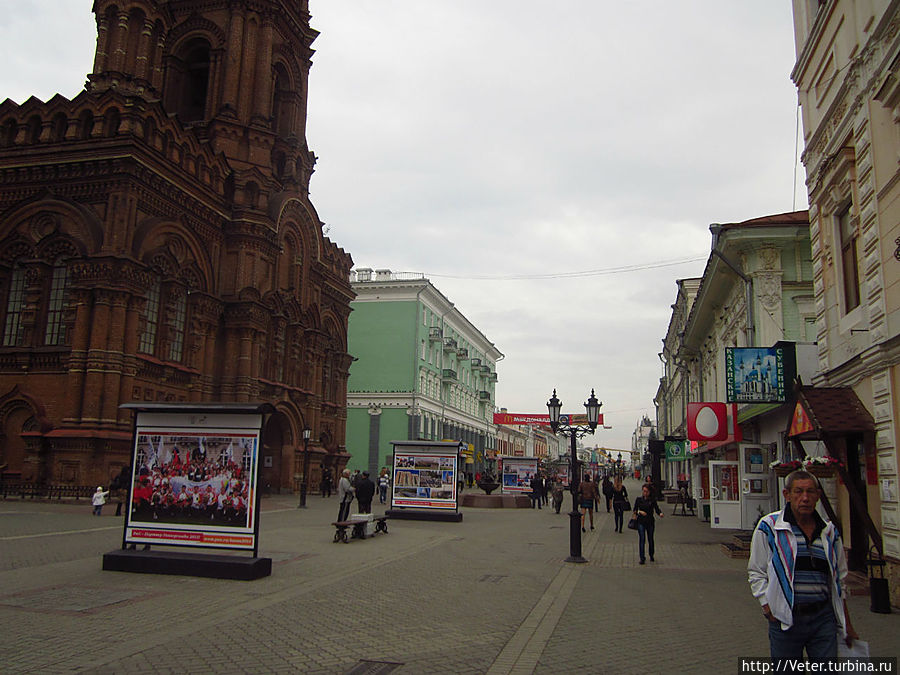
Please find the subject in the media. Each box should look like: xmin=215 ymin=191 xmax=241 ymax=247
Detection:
xmin=346 ymin=269 xmax=503 ymax=477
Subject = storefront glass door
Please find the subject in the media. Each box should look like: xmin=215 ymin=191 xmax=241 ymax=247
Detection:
xmin=709 ymin=460 xmax=741 ymax=529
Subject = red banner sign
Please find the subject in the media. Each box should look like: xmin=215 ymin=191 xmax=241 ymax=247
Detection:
xmin=493 ymin=413 xmax=604 ymax=426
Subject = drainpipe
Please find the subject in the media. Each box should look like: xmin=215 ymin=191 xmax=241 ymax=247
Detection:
xmin=710 ymin=223 xmax=754 ymax=345
xmin=410 ymin=284 xmax=425 ymax=440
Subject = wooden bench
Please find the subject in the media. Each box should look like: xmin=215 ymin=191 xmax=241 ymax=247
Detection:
xmin=331 ymin=516 xmax=389 ymax=543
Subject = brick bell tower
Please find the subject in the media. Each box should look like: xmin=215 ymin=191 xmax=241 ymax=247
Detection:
xmin=0 ymin=1 xmax=354 ymax=490
xmin=88 ymin=0 xmax=318 ymax=191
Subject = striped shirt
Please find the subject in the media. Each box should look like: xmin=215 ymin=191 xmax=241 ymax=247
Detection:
xmin=784 ymin=505 xmax=830 ymax=605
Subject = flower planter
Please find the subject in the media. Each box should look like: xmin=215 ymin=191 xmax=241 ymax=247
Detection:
xmin=804 ymin=465 xmax=837 ymax=478
xmin=773 ymin=465 xmax=794 ymax=478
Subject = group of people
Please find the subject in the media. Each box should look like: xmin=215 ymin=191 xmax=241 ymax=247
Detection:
xmin=537 ymin=468 xmax=862 ymax=660
xmin=335 ymin=468 xmax=393 ymax=521
xmin=568 ymin=474 xmax=662 ymax=564
xmin=130 ymin=460 xmax=250 ymax=525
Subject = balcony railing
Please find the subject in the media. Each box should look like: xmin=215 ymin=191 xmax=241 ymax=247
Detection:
xmin=442 ymin=337 xmax=457 ymax=352
xmin=428 ymin=327 xmax=442 ymax=341
xmin=479 ymin=390 xmax=491 ymax=400
xmin=456 ymin=347 xmax=468 ymax=359
xmin=441 ymin=368 xmax=457 ymax=381
xmin=470 ymin=357 xmax=482 ymax=368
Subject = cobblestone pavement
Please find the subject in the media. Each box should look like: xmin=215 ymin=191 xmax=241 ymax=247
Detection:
xmin=0 ymin=479 xmax=897 ymax=674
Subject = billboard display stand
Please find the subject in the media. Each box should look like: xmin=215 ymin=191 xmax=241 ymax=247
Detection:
xmin=102 ymin=402 xmax=275 ymax=581
xmin=385 ymin=441 xmax=463 ymax=522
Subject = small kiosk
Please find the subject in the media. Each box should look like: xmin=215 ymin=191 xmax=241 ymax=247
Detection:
xmin=102 ymin=402 xmax=274 ymax=580
xmin=386 ymin=440 xmax=463 ymax=522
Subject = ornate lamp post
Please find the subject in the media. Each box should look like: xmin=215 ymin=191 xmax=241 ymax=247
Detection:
xmin=298 ymin=426 xmax=312 ymax=508
xmin=547 ymin=388 xmax=601 ymax=563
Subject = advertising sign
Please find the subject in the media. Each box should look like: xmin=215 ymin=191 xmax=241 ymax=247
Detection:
xmin=725 ymin=346 xmax=786 ymax=403
xmin=391 ymin=445 xmax=458 ymax=510
xmin=499 ymin=456 xmax=539 ymax=493
xmin=125 ymin=410 xmax=263 ymax=551
xmin=665 ymin=440 xmax=687 ymax=462
xmin=493 ymin=412 xmax=604 ymax=426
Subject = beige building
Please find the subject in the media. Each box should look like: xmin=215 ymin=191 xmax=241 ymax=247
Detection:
xmin=792 ymin=0 xmax=900 ymax=601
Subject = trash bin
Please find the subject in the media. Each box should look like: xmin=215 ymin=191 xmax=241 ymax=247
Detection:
xmin=702 ymin=503 xmax=711 ymax=522
xmin=868 ymin=549 xmax=892 ymax=614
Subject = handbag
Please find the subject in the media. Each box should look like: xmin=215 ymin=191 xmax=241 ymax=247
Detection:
xmin=627 ymin=515 xmax=638 ymax=530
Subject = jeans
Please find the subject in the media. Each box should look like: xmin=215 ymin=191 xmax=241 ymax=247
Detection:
xmin=530 ymin=492 xmax=542 ymax=509
xmin=378 ymin=485 xmax=387 ymax=503
xmin=637 ymin=521 xmax=655 ymax=561
xmin=613 ymin=503 xmax=626 ymax=531
xmin=768 ymin=604 xmax=837 ymax=661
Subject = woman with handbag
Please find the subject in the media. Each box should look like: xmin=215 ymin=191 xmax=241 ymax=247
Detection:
xmin=610 ymin=477 xmax=629 ymax=532
xmin=632 ymin=482 xmax=663 ymax=564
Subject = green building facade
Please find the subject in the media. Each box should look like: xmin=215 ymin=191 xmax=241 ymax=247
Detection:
xmin=346 ymin=269 xmax=503 ymax=477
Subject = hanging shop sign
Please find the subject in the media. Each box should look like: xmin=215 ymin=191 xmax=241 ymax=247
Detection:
xmin=493 ymin=412 xmax=604 ymax=426
xmin=687 ymin=402 xmax=741 ymax=443
xmin=725 ymin=346 xmax=789 ymax=403
xmin=665 ymin=440 xmax=687 ymax=461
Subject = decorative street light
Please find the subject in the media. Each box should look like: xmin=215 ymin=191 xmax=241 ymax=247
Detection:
xmin=298 ymin=426 xmax=312 ymax=508
xmin=547 ymin=388 xmax=602 ymax=563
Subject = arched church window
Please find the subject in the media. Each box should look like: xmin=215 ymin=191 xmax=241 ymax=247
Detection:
xmin=1 ymin=119 xmax=16 ymax=147
xmin=27 ymin=116 xmax=42 ymax=144
xmin=79 ymin=110 xmax=94 ymax=140
xmin=51 ymin=113 xmax=68 ymax=142
xmin=176 ymin=38 xmax=211 ymax=123
xmin=2 ymin=264 xmax=25 ymax=346
xmin=139 ymin=280 xmax=161 ymax=354
xmin=272 ymin=64 xmax=292 ymax=138
xmin=44 ymin=259 xmax=70 ymax=346
xmin=168 ymin=287 xmax=187 ymax=362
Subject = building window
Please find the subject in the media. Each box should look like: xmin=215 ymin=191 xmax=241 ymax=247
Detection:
xmin=2 ymin=265 xmax=25 ymax=346
xmin=838 ymin=204 xmax=861 ymax=312
xmin=139 ymin=281 xmax=161 ymax=354
xmin=168 ymin=288 xmax=187 ymax=361
xmin=44 ymin=260 xmax=69 ymax=345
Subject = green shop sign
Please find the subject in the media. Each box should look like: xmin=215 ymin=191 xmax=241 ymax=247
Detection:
xmin=665 ymin=440 xmax=687 ymax=462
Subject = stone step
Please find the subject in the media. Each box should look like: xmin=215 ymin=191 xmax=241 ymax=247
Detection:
xmin=720 ymin=542 xmax=750 ymax=559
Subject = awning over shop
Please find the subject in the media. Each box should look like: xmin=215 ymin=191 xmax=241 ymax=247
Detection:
xmin=737 ymin=402 xmax=783 ymax=424
xmin=787 ymin=386 xmax=874 ymax=439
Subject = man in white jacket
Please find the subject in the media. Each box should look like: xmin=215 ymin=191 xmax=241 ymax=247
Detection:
xmin=748 ymin=470 xmax=858 ymax=659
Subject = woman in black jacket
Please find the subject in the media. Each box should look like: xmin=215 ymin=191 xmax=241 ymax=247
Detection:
xmin=632 ymin=483 xmax=663 ymax=564
xmin=610 ymin=477 xmax=629 ymax=533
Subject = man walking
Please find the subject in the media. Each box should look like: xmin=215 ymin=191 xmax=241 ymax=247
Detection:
xmin=337 ymin=469 xmax=355 ymax=522
xmin=529 ymin=474 xmax=543 ymax=509
xmin=748 ymin=470 xmax=858 ymax=660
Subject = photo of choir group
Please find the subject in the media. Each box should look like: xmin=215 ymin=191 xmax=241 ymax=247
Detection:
xmin=128 ymin=432 xmax=258 ymax=530
xmin=391 ymin=453 xmax=457 ymax=506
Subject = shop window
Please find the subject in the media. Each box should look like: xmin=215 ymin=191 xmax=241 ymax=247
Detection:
xmin=44 ymin=260 xmax=69 ymax=345
xmin=2 ymin=265 xmax=25 ymax=346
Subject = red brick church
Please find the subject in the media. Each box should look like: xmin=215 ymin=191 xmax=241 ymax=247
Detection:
xmin=0 ymin=0 xmax=354 ymax=492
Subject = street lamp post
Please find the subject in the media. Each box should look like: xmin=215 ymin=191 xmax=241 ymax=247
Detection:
xmin=298 ymin=427 xmax=312 ymax=508
xmin=547 ymin=388 xmax=601 ymax=564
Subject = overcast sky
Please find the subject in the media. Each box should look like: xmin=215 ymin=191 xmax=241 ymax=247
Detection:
xmin=1 ymin=2 xmax=807 ymax=452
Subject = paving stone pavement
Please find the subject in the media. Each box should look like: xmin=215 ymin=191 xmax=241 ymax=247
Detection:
xmin=0 ymin=479 xmax=897 ymax=674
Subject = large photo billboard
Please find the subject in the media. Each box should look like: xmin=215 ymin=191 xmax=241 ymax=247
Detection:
xmin=391 ymin=449 xmax=458 ymax=510
xmin=125 ymin=411 xmax=262 ymax=550
xmin=499 ymin=457 xmax=539 ymax=493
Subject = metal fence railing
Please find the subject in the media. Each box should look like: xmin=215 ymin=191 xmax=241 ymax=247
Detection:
xmin=0 ymin=482 xmax=96 ymax=501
